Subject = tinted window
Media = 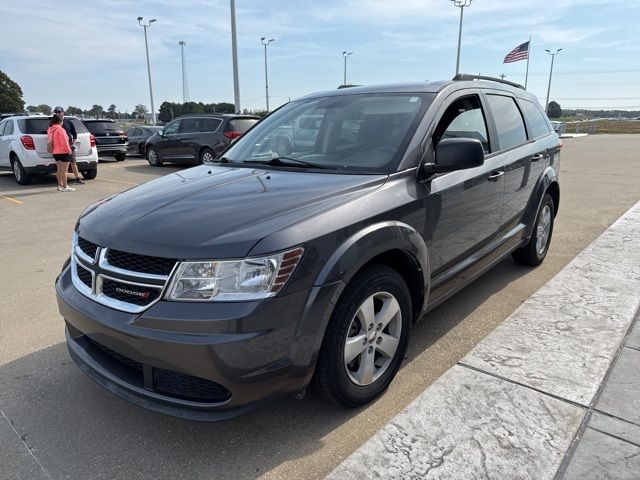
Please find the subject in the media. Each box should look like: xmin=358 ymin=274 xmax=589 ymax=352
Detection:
xmin=227 ymin=118 xmax=259 ymax=133
xmin=163 ymin=121 xmax=180 ymax=135
xmin=4 ymin=121 xmax=13 ymax=135
xmin=84 ymin=121 xmax=123 ymax=135
xmin=433 ymin=95 xmax=490 ymax=153
xmin=202 ymin=118 xmax=222 ymax=132
xmin=0 ymin=121 xmax=7 ymax=135
xmin=520 ymin=99 xmax=552 ymax=139
xmin=180 ymin=118 xmax=201 ymax=133
xmin=128 ymin=128 xmax=141 ymax=137
xmin=486 ymin=95 xmax=527 ymax=150
xmin=17 ymin=118 xmax=87 ymax=134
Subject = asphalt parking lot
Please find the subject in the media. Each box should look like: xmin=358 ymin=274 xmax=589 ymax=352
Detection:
xmin=1 ymin=135 xmax=639 ymax=480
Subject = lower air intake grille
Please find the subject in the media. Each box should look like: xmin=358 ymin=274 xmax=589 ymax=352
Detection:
xmin=153 ymin=368 xmax=231 ymax=402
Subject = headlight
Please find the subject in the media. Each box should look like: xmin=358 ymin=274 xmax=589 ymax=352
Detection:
xmin=165 ymin=247 xmax=304 ymax=301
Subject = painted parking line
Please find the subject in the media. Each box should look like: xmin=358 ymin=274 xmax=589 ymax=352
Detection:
xmin=95 ymin=177 xmax=140 ymax=187
xmin=0 ymin=195 xmax=24 ymax=205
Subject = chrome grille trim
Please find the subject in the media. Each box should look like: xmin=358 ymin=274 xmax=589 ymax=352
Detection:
xmin=70 ymin=232 xmax=177 ymax=314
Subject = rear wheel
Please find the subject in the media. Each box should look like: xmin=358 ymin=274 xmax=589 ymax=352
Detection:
xmin=82 ymin=169 xmax=97 ymax=180
xmin=137 ymin=143 xmax=145 ymax=156
xmin=199 ymin=148 xmax=215 ymax=164
xmin=315 ymin=265 xmax=411 ymax=407
xmin=146 ymin=147 xmax=162 ymax=166
xmin=115 ymin=152 xmax=127 ymax=161
xmin=512 ymin=193 xmax=555 ymax=266
xmin=11 ymin=156 xmax=32 ymax=185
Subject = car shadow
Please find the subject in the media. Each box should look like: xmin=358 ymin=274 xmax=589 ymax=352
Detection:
xmin=0 ymin=258 xmax=532 ymax=479
xmin=123 ymin=163 xmax=188 ymax=175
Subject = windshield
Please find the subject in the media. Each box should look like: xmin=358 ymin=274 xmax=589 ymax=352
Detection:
xmin=222 ymin=92 xmax=433 ymax=173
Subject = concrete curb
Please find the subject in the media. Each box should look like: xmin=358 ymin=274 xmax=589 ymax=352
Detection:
xmin=328 ymin=201 xmax=640 ymax=480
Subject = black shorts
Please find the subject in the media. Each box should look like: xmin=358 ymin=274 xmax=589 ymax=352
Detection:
xmin=53 ymin=153 xmax=73 ymax=162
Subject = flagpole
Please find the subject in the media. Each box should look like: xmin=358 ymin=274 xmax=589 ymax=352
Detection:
xmin=524 ymin=36 xmax=531 ymax=89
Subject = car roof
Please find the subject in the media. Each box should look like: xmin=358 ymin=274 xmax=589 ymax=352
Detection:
xmin=6 ymin=115 xmax=81 ymax=120
xmin=82 ymin=118 xmax=116 ymax=122
xmin=175 ymin=114 xmax=260 ymax=120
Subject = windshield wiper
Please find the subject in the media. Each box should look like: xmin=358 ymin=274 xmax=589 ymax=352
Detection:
xmin=212 ymin=156 xmax=234 ymax=164
xmin=243 ymin=155 xmax=330 ymax=170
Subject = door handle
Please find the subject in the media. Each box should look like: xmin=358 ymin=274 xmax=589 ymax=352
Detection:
xmin=487 ymin=170 xmax=504 ymax=182
xmin=531 ymin=154 xmax=543 ymax=162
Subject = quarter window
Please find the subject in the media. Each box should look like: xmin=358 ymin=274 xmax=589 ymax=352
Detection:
xmin=486 ymin=94 xmax=527 ymax=150
xmin=202 ymin=118 xmax=222 ymax=132
xmin=0 ymin=121 xmax=7 ymax=136
xmin=520 ymin=100 xmax=552 ymax=139
xmin=4 ymin=121 xmax=13 ymax=135
xmin=433 ymin=95 xmax=490 ymax=153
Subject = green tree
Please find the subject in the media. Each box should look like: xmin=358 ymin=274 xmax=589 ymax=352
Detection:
xmin=215 ymin=102 xmax=236 ymax=114
xmin=66 ymin=106 xmax=83 ymax=116
xmin=26 ymin=105 xmax=38 ymax=113
xmin=158 ymin=102 xmax=178 ymax=123
xmin=0 ymin=70 xmax=25 ymax=112
xmin=33 ymin=104 xmax=52 ymax=115
xmin=133 ymin=104 xmax=149 ymax=119
xmin=88 ymin=104 xmax=104 ymax=118
xmin=547 ymin=101 xmax=562 ymax=119
xmin=107 ymin=104 xmax=117 ymax=118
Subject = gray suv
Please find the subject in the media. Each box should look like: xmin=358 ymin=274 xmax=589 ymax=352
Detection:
xmin=56 ymin=75 xmax=561 ymax=420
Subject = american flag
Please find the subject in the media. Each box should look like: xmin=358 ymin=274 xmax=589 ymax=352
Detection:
xmin=503 ymin=41 xmax=530 ymax=63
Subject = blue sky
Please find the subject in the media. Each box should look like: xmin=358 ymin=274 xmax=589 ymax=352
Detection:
xmin=1 ymin=0 xmax=639 ymax=113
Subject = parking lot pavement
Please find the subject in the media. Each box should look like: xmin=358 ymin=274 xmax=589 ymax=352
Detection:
xmin=1 ymin=136 xmax=639 ymax=480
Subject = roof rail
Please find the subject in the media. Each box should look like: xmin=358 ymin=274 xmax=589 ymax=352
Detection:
xmin=452 ymin=74 xmax=524 ymax=90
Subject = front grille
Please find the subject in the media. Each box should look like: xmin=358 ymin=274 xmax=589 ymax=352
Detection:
xmin=78 ymin=236 xmax=98 ymax=259
xmin=86 ymin=337 xmax=231 ymax=403
xmin=154 ymin=368 xmax=231 ymax=402
xmin=101 ymin=278 xmax=161 ymax=306
xmin=76 ymin=264 xmax=92 ymax=288
xmin=107 ymin=249 xmax=176 ymax=276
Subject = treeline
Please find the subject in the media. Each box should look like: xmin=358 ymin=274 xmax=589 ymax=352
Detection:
xmin=158 ymin=101 xmax=269 ymax=122
xmin=25 ymin=103 xmax=149 ymax=119
xmin=562 ymin=109 xmax=640 ymax=119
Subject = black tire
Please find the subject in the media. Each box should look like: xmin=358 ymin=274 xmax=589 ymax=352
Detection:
xmin=315 ymin=265 xmax=411 ymax=407
xmin=138 ymin=143 xmax=145 ymax=156
xmin=11 ymin=156 xmax=32 ymax=185
xmin=274 ymin=138 xmax=292 ymax=156
xmin=115 ymin=152 xmax=127 ymax=161
xmin=512 ymin=193 xmax=555 ymax=266
xmin=199 ymin=148 xmax=215 ymax=164
xmin=82 ymin=169 xmax=97 ymax=180
xmin=146 ymin=147 xmax=162 ymax=166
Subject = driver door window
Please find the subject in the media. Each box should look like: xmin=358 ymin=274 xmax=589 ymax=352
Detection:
xmin=433 ymin=95 xmax=490 ymax=153
xmin=163 ymin=121 xmax=180 ymax=135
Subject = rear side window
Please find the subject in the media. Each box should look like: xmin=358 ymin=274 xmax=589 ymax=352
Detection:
xmin=5 ymin=121 xmax=14 ymax=135
xmin=180 ymin=118 xmax=201 ymax=133
xmin=520 ymin=100 xmax=552 ymax=139
xmin=227 ymin=118 xmax=259 ymax=133
xmin=433 ymin=95 xmax=490 ymax=153
xmin=202 ymin=118 xmax=222 ymax=132
xmin=0 ymin=121 xmax=7 ymax=135
xmin=84 ymin=121 xmax=123 ymax=135
xmin=486 ymin=95 xmax=527 ymax=150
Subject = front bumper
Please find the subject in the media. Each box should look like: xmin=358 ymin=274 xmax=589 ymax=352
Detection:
xmin=56 ymin=265 xmax=342 ymax=421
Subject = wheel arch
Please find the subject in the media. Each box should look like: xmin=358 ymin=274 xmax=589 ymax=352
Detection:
xmin=522 ymin=166 xmax=560 ymax=239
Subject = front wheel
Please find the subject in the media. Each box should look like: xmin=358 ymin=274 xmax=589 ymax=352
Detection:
xmin=512 ymin=193 xmax=555 ymax=266
xmin=315 ymin=265 xmax=411 ymax=407
xmin=146 ymin=147 xmax=162 ymax=166
xmin=82 ymin=169 xmax=97 ymax=180
xmin=12 ymin=157 xmax=32 ymax=185
xmin=199 ymin=148 xmax=215 ymax=164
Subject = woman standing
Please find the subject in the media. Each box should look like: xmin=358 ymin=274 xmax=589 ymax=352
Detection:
xmin=48 ymin=115 xmax=75 ymax=192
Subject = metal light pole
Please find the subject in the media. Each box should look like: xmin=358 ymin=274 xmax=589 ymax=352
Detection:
xmin=342 ymin=51 xmax=353 ymax=85
xmin=544 ymin=48 xmax=562 ymax=114
xmin=450 ymin=0 xmax=472 ymax=75
xmin=230 ymin=0 xmax=240 ymax=113
xmin=179 ymin=40 xmax=189 ymax=103
xmin=137 ymin=17 xmax=157 ymax=124
xmin=261 ymin=37 xmax=275 ymax=111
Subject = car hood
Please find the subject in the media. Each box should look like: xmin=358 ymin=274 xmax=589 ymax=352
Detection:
xmin=79 ymin=165 xmax=387 ymax=259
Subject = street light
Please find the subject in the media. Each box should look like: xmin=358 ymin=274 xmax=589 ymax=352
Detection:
xmin=179 ymin=40 xmax=189 ymax=103
xmin=342 ymin=51 xmax=353 ymax=85
xmin=544 ymin=48 xmax=563 ymax=114
xmin=450 ymin=0 xmax=473 ymax=75
xmin=261 ymin=37 xmax=275 ymax=112
xmin=137 ymin=16 xmax=157 ymax=124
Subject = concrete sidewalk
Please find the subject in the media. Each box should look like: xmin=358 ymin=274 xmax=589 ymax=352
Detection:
xmin=328 ymin=201 xmax=640 ymax=480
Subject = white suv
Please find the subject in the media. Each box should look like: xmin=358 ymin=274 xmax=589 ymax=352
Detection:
xmin=0 ymin=115 xmax=98 ymax=185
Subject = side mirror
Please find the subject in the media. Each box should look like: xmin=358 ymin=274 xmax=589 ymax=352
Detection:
xmin=423 ymin=138 xmax=484 ymax=175
xmin=158 ymin=130 xmax=164 ymax=137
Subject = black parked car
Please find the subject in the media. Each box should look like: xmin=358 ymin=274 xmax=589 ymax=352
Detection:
xmin=57 ymin=75 xmax=561 ymax=420
xmin=144 ymin=114 xmax=260 ymax=166
xmin=126 ymin=126 xmax=163 ymax=156
xmin=82 ymin=119 xmax=128 ymax=161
